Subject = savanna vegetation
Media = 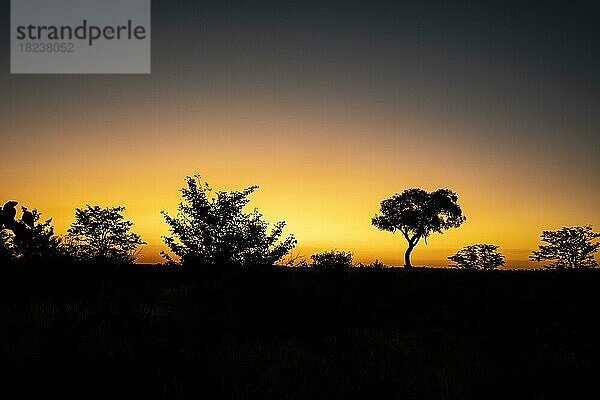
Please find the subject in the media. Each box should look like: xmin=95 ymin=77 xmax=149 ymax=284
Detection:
xmin=1 ymin=175 xmax=599 ymax=399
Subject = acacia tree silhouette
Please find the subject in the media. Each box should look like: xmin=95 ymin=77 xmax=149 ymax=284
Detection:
xmin=162 ymin=175 xmax=296 ymax=266
xmin=530 ymin=225 xmax=599 ymax=269
xmin=372 ymin=189 xmax=465 ymax=269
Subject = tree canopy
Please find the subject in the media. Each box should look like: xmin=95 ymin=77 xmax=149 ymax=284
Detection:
xmin=530 ymin=225 xmax=599 ymax=269
xmin=449 ymin=244 xmax=504 ymax=270
xmin=66 ymin=205 xmax=145 ymax=264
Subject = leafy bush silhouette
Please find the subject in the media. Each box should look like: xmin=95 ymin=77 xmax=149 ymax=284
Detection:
xmin=310 ymin=250 xmax=354 ymax=269
xmin=448 ymin=244 xmax=505 ymax=270
xmin=530 ymin=225 xmax=599 ymax=269
xmin=66 ymin=205 xmax=145 ymax=265
xmin=356 ymin=259 xmax=388 ymax=269
xmin=12 ymin=208 xmax=65 ymax=262
xmin=162 ymin=175 xmax=297 ymax=266
xmin=372 ymin=188 xmax=465 ymax=269
xmin=0 ymin=201 xmax=64 ymax=263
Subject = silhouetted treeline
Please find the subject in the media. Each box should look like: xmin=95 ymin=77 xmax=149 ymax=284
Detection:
xmin=1 ymin=175 xmax=598 ymax=269
xmin=2 ymin=175 xmax=600 ymax=399
xmin=1 ymin=202 xmax=144 ymax=266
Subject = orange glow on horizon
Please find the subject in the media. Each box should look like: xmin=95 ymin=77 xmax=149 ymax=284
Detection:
xmin=1 ymin=94 xmax=598 ymax=267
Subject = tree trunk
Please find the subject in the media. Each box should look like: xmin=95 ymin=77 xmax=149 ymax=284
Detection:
xmin=404 ymin=244 xmax=414 ymax=269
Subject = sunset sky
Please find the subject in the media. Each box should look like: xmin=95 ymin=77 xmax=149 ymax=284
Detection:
xmin=1 ymin=0 xmax=598 ymax=266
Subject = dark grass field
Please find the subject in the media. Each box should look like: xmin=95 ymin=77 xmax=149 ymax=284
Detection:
xmin=1 ymin=265 xmax=599 ymax=399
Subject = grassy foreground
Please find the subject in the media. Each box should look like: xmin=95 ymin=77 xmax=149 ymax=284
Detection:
xmin=1 ymin=265 xmax=599 ymax=399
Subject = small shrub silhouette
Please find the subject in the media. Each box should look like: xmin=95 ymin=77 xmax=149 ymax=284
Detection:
xmin=310 ymin=250 xmax=354 ymax=269
xmin=360 ymin=259 xmax=387 ymax=269
xmin=448 ymin=244 xmax=505 ymax=270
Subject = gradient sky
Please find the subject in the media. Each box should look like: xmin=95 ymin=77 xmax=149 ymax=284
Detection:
xmin=1 ymin=0 xmax=599 ymax=266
